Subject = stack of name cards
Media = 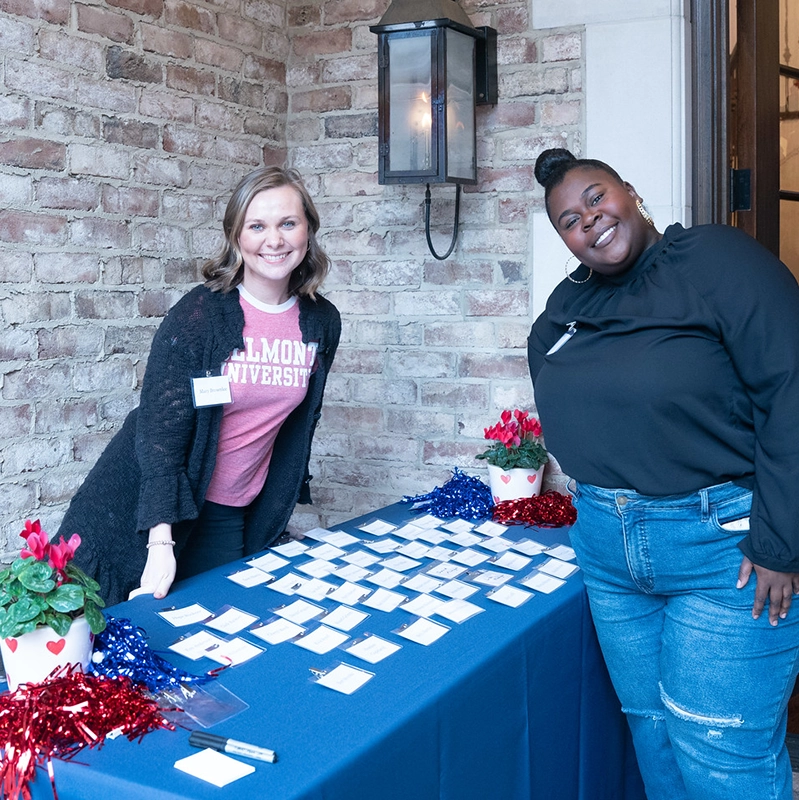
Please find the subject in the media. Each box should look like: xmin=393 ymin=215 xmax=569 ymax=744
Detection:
xmin=158 ymin=513 xmax=580 ymax=695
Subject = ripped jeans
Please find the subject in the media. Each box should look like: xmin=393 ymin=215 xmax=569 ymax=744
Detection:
xmin=569 ymin=481 xmax=799 ymax=800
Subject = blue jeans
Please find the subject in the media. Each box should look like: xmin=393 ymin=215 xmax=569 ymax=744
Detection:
xmin=569 ymin=481 xmax=799 ymax=800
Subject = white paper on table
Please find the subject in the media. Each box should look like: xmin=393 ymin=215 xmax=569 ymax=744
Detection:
xmin=448 ymin=531 xmax=483 ymax=547
xmin=361 ymin=587 xmax=406 ymax=612
xmin=490 ymin=552 xmax=532 ymax=571
xmin=321 ymin=605 xmax=369 ymax=632
xmin=538 ymin=557 xmax=579 ymax=579
xmin=486 ymin=584 xmax=533 ymax=608
xmin=294 ymin=578 xmax=337 ymax=601
xmin=274 ymin=599 xmax=325 ymax=624
xmin=204 ymin=606 xmax=259 ymax=634
xmin=227 ymin=567 xmax=274 ymax=588
xmin=344 ymin=634 xmax=401 ymax=664
xmin=434 ymin=579 xmax=480 ymax=600
xmin=293 ymin=625 xmax=350 ymax=654
xmin=305 ymin=543 xmax=346 ymax=561
xmin=410 ymin=514 xmax=445 ymax=529
xmin=379 ymin=555 xmax=421 ymax=573
xmin=158 ymin=604 xmax=212 ymax=627
xmin=468 ymin=569 xmax=512 ymax=587
xmin=204 ymin=636 xmax=264 ymax=666
xmin=321 ymin=530 xmax=361 ymax=548
xmin=266 ymin=572 xmax=307 ymax=596
xmin=302 ymin=526 xmax=335 ymax=541
xmin=358 ymin=519 xmax=397 ymax=536
xmin=331 ymin=563 xmax=372 ymax=583
xmin=270 ymin=540 xmax=309 ymax=557
xmin=365 ymin=568 xmax=405 ymax=589
xmin=520 ymin=571 xmax=566 ymax=593
xmin=450 ymin=548 xmax=489 ymax=567
xmin=426 ymin=561 xmax=467 ymax=580
xmin=313 ymin=663 xmax=374 ymax=694
xmin=249 ymin=617 xmax=305 ymax=644
xmin=174 ymin=748 xmax=255 ymax=787
xmin=400 ymin=593 xmax=447 ymax=618
xmin=477 ymin=537 xmax=514 ymax=554
xmin=401 ymin=573 xmax=444 ymax=594
xmin=391 ymin=522 xmax=426 ymax=540
xmin=341 ymin=550 xmax=382 ymax=567
xmin=510 ymin=538 xmax=548 ymax=556
xmin=475 ymin=520 xmax=508 ymax=536
xmin=435 ymin=598 xmax=484 ymax=624
xmin=396 ymin=541 xmax=431 ymax=559
xmin=169 ymin=630 xmax=226 ymax=660
xmin=442 ymin=519 xmax=475 ymax=535
xmin=395 ymin=617 xmax=450 ymax=645
xmin=247 ymin=552 xmax=290 ymax=573
xmin=425 ymin=545 xmax=457 ymax=561
xmin=296 ymin=558 xmax=338 ymax=578
xmin=363 ymin=538 xmax=402 ymax=554
xmin=416 ymin=529 xmax=449 ymax=545
xmin=327 ymin=581 xmax=372 ymax=605
xmin=545 ymin=544 xmax=577 ymax=561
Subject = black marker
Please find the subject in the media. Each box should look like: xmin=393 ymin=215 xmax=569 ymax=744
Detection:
xmin=189 ymin=730 xmax=277 ymax=763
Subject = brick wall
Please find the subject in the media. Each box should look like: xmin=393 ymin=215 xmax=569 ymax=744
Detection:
xmin=289 ymin=1 xmax=583 ymax=530
xmin=0 ymin=0 xmax=583 ymax=554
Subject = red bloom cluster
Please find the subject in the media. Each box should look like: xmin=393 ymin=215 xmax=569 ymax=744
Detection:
xmin=19 ymin=519 xmax=81 ymax=577
xmin=484 ymin=409 xmax=543 ymax=447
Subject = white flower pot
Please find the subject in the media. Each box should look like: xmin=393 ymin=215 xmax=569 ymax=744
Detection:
xmin=0 ymin=615 xmax=94 ymax=691
xmin=487 ymin=464 xmax=546 ymax=503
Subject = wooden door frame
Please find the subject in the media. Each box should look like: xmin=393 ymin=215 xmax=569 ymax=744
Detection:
xmin=691 ymin=0 xmax=780 ymax=256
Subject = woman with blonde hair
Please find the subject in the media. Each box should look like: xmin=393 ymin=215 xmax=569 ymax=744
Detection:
xmin=59 ymin=166 xmax=341 ymax=605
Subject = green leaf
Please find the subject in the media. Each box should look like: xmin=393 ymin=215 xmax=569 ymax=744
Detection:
xmin=47 ymin=583 xmax=85 ymax=613
xmin=84 ymin=602 xmax=106 ymax=634
xmin=44 ymin=611 xmax=72 ymax=637
xmin=17 ymin=560 xmax=56 ymax=594
xmin=7 ymin=597 xmax=43 ymax=625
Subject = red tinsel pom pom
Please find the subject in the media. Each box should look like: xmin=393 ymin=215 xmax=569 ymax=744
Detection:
xmin=0 ymin=666 xmax=175 ymax=800
xmin=492 ymin=490 xmax=577 ymax=528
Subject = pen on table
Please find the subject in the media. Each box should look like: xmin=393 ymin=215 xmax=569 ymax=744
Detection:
xmin=189 ymin=730 xmax=278 ymax=763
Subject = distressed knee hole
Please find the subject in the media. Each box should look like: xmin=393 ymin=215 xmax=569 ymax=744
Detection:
xmin=659 ymin=685 xmax=743 ymax=728
xmin=621 ymin=706 xmax=666 ymax=723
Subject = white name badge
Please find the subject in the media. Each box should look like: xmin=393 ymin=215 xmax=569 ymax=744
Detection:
xmin=191 ymin=375 xmax=232 ymax=408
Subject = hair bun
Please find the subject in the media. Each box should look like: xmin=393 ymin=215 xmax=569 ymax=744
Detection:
xmin=534 ymin=148 xmax=577 ymax=188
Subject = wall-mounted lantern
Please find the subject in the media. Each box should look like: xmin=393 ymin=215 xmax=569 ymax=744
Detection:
xmin=370 ymin=0 xmax=497 ymax=259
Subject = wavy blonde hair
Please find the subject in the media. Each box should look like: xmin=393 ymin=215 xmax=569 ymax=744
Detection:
xmin=202 ymin=166 xmax=330 ymax=298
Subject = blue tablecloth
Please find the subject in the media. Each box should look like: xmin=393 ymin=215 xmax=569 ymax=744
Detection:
xmin=31 ymin=503 xmax=645 ymax=800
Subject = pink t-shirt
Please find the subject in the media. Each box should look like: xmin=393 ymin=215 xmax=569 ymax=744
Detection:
xmin=204 ymin=286 xmax=317 ymax=507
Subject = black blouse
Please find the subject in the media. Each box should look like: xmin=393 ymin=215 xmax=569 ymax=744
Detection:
xmin=528 ymin=223 xmax=799 ymax=572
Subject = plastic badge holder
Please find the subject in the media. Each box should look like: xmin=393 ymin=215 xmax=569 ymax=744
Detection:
xmin=161 ymin=681 xmax=249 ymax=728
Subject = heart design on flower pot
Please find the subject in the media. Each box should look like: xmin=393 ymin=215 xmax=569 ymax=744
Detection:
xmin=493 ymin=496 xmax=500 ymax=504
xmin=5 ymin=638 xmax=17 ymax=653
xmin=527 ymin=474 xmax=538 ymax=484
xmin=46 ymin=639 xmax=66 ymax=655
xmin=500 ymin=474 xmax=511 ymax=484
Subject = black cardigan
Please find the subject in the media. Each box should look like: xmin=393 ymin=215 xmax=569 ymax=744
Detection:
xmin=59 ymin=285 xmax=341 ymax=605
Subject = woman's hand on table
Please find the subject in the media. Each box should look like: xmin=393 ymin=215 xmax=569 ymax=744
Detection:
xmin=737 ymin=556 xmax=799 ymax=625
xmin=129 ymin=523 xmax=177 ymax=600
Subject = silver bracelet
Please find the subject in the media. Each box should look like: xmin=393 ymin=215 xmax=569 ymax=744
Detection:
xmin=146 ymin=539 xmax=176 ymax=549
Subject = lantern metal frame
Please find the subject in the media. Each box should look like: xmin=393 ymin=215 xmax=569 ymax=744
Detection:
xmin=370 ymin=0 xmax=496 ymax=259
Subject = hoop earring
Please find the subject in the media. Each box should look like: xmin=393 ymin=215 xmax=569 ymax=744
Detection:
xmin=637 ymin=200 xmax=655 ymax=228
xmin=565 ymin=254 xmax=592 ymax=284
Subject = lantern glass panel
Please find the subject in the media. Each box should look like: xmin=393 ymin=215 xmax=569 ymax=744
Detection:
xmin=445 ymin=29 xmax=476 ymax=181
xmin=388 ymin=34 xmax=433 ymax=174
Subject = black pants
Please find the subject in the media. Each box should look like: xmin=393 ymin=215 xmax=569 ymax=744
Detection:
xmin=176 ymin=500 xmax=247 ymax=580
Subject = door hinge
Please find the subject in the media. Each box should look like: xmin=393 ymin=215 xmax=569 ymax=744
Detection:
xmin=730 ymin=168 xmax=752 ymax=212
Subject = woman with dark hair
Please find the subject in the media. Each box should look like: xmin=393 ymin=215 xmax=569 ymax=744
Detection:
xmin=59 ymin=166 xmax=341 ymax=605
xmin=528 ymin=148 xmax=799 ymax=799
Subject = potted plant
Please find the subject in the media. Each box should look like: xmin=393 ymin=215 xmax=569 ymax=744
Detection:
xmin=476 ymin=409 xmax=549 ymax=502
xmin=0 ymin=520 xmax=106 ymax=691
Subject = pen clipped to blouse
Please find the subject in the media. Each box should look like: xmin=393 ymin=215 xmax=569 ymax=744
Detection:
xmin=189 ymin=730 xmax=278 ymax=763
xmin=546 ymin=321 xmax=578 ymax=355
